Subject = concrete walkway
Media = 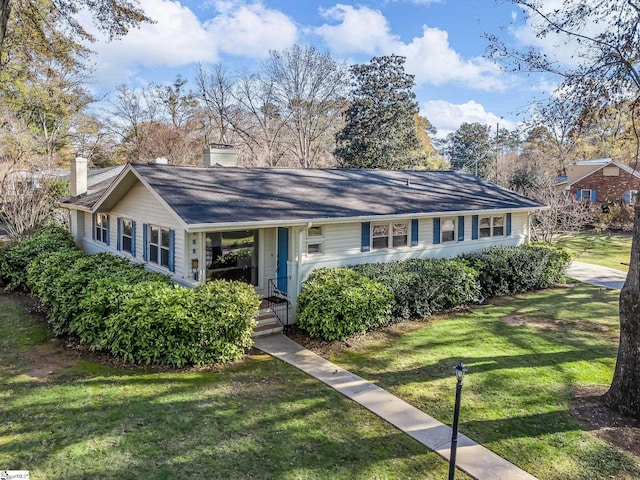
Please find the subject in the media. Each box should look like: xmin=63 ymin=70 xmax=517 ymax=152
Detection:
xmin=254 ymin=334 xmax=537 ymax=480
xmin=565 ymin=260 xmax=627 ymax=290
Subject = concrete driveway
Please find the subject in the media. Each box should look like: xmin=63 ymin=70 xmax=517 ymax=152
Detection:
xmin=565 ymin=261 xmax=627 ymax=290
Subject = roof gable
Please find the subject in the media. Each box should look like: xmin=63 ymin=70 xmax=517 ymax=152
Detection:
xmin=566 ymin=159 xmax=640 ymax=187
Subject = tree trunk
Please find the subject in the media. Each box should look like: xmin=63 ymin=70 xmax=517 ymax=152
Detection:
xmin=604 ymin=204 xmax=640 ymax=418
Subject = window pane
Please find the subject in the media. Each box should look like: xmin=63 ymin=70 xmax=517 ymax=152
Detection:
xmin=150 ymin=226 xmax=159 ymax=245
xmin=150 ymin=245 xmax=158 ymax=263
xmin=161 ymin=228 xmax=170 ymax=248
xmin=308 ymin=226 xmax=323 ymax=237
xmin=479 ymin=217 xmax=491 ymax=227
xmin=372 ymin=224 xmax=388 ymax=237
xmin=479 ymin=228 xmax=491 ymax=238
xmin=493 ymin=226 xmax=504 ymax=236
xmin=493 ymin=217 xmax=504 ymax=227
xmin=442 ymin=231 xmax=455 ymax=242
xmin=123 ymin=220 xmax=132 ymax=236
xmin=372 ymin=237 xmax=389 ymax=249
xmin=307 ymin=243 xmax=323 ymax=255
xmin=160 ymin=247 xmax=169 ymax=268
xmin=393 ymin=235 xmax=408 ymax=247
xmin=122 ymin=236 xmax=132 ymax=253
xmin=442 ymin=219 xmax=455 ymax=232
xmin=393 ymin=223 xmax=407 ymax=235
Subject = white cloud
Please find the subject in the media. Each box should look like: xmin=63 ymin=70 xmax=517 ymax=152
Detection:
xmin=207 ymin=1 xmax=298 ymax=58
xmin=83 ymin=0 xmax=297 ymax=87
xmin=421 ymin=100 xmax=516 ymax=137
xmin=314 ymin=5 xmax=397 ymax=55
xmin=314 ymin=5 xmax=506 ymax=91
xmin=398 ymin=27 xmax=507 ymax=90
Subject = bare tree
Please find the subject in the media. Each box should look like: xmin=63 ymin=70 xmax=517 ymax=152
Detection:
xmin=263 ymin=45 xmax=349 ymax=168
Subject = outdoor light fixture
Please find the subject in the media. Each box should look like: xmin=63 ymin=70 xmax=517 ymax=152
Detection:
xmin=449 ymin=362 xmax=468 ymax=480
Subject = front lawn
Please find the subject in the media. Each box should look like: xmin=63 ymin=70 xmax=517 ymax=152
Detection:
xmin=328 ymin=283 xmax=640 ymax=480
xmin=555 ymin=232 xmax=631 ymax=271
xmin=0 ymin=292 xmax=463 ymax=480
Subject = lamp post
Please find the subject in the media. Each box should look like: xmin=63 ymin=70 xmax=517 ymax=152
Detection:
xmin=448 ymin=362 xmax=468 ymax=480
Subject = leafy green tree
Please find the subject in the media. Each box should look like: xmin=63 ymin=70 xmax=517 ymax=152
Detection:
xmin=443 ymin=122 xmax=495 ymax=178
xmin=490 ymin=0 xmax=640 ymax=419
xmin=335 ymin=55 xmax=420 ymax=169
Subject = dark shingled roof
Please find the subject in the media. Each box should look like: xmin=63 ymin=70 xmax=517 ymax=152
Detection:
xmin=117 ymin=165 xmax=544 ymax=225
xmin=61 ymin=165 xmax=125 ymax=209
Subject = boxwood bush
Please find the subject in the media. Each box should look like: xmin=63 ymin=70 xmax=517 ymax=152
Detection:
xmin=296 ymin=268 xmax=393 ymax=341
xmin=462 ymin=244 xmax=571 ymax=298
xmin=352 ymin=258 xmax=480 ymax=319
xmin=0 ymin=224 xmax=76 ymax=291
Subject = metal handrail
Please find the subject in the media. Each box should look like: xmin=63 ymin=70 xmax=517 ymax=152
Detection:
xmin=266 ymin=276 xmax=290 ymax=330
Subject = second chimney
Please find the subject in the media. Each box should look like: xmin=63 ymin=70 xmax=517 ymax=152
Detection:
xmin=203 ymin=143 xmax=238 ymax=167
xmin=71 ymin=157 xmax=88 ymax=197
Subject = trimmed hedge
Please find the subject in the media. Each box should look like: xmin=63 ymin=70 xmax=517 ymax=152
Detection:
xmin=352 ymin=258 xmax=480 ymax=319
xmin=462 ymin=243 xmax=571 ymax=298
xmin=7 ymin=227 xmax=261 ymax=366
xmin=296 ymin=268 xmax=393 ymax=341
xmin=0 ymin=225 xmax=76 ymax=291
xmin=297 ymin=244 xmax=570 ymax=341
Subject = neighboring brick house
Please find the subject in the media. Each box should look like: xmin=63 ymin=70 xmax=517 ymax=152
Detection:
xmin=557 ymin=158 xmax=640 ymax=205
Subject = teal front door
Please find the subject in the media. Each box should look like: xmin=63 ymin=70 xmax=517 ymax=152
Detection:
xmin=277 ymin=227 xmax=289 ymax=293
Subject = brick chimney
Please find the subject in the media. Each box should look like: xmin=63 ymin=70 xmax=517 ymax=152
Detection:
xmin=71 ymin=157 xmax=88 ymax=197
xmin=203 ymin=143 xmax=238 ymax=167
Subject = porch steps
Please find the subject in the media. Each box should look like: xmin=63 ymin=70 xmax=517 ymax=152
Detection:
xmin=252 ymin=304 xmax=283 ymax=338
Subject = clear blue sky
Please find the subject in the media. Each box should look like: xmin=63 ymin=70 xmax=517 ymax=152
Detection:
xmin=82 ymin=0 xmax=562 ymax=137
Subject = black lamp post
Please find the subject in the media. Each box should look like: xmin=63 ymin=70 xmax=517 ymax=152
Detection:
xmin=448 ymin=362 xmax=468 ymax=480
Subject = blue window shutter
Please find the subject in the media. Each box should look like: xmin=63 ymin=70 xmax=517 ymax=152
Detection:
xmin=116 ymin=217 xmax=122 ymax=251
xmin=591 ymin=190 xmax=597 ymax=202
xmin=472 ymin=215 xmax=479 ymax=240
xmin=433 ymin=218 xmax=441 ymax=245
xmin=142 ymin=223 xmax=148 ymax=261
xmin=458 ymin=216 xmax=465 ymax=242
xmin=361 ymin=222 xmax=371 ymax=252
xmin=507 ymin=213 xmax=512 ymax=236
xmin=131 ymin=221 xmax=137 ymax=257
xmin=92 ymin=214 xmax=96 ymax=241
xmin=576 ymin=190 xmax=582 ymax=201
xmin=169 ymin=229 xmax=175 ymax=273
xmin=411 ymin=219 xmax=419 ymax=246
xmin=105 ymin=216 xmax=111 ymax=246
xmin=625 ymin=191 xmax=631 ymax=204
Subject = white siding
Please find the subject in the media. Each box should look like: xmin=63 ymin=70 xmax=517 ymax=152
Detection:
xmin=80 ymin=182 xmax=187 ymax=281
xmin=261 ymin=228 xmax=277 ymax=294
xmin=297 ymin=212 xmax=530 ymax=286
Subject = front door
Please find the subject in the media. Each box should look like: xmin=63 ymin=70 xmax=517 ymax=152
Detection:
xmin=277 ymin=227 xmax=289 ymax=293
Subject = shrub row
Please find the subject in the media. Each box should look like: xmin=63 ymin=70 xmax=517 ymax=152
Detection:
xmin=0 ymin=224 xmax=76 ymax=290
xmin=297 ymin=243 xmax=570 ymax=341
xmin=352 ymin=258 xmax=480 ymax=320
xmin=4 ymin=225 xmax=260 ymax=366
xmin=461 ymin=243 xmax=571 ymax=298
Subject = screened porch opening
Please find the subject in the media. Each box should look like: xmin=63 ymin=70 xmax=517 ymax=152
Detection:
xmin=206 ymin=230 xmax=258 ymax=285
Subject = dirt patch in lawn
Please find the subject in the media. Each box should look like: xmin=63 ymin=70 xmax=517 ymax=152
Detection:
xmin=501 ymin=315 xmax=615 ymax=338
xmin=570 ymin=385 xmax=640 ymax=457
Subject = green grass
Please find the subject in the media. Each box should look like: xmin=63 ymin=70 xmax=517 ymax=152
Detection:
xmin=555 ymin=232 xmax=632 ymax=271
xmin=0 ymin=292 xmax=464 ymax=480
xmin=328 ymin=283 xmax=640 ymax=480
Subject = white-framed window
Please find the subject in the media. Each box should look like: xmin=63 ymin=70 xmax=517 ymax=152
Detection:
xmin=372 ymin=222 xmax=408 ymax=250
xmin=121 ymin=219 xmax=133 ymax=254
xmin=441 ymin=218 xmax=456 ymax=243
xmin=306 ymin=226 xmax=324 ymax=256
xmin=95 ymin=213 xmax=108 ymax=243
xmin=479 ymin=216 xmax=505 ymax=238
xmin=149 ymin=225 xmax=170 ymax=268
xmin=630 ymin=190 xmax=639 ymax=205
xmin=580 ymin=189 xmax=592 ymax=202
